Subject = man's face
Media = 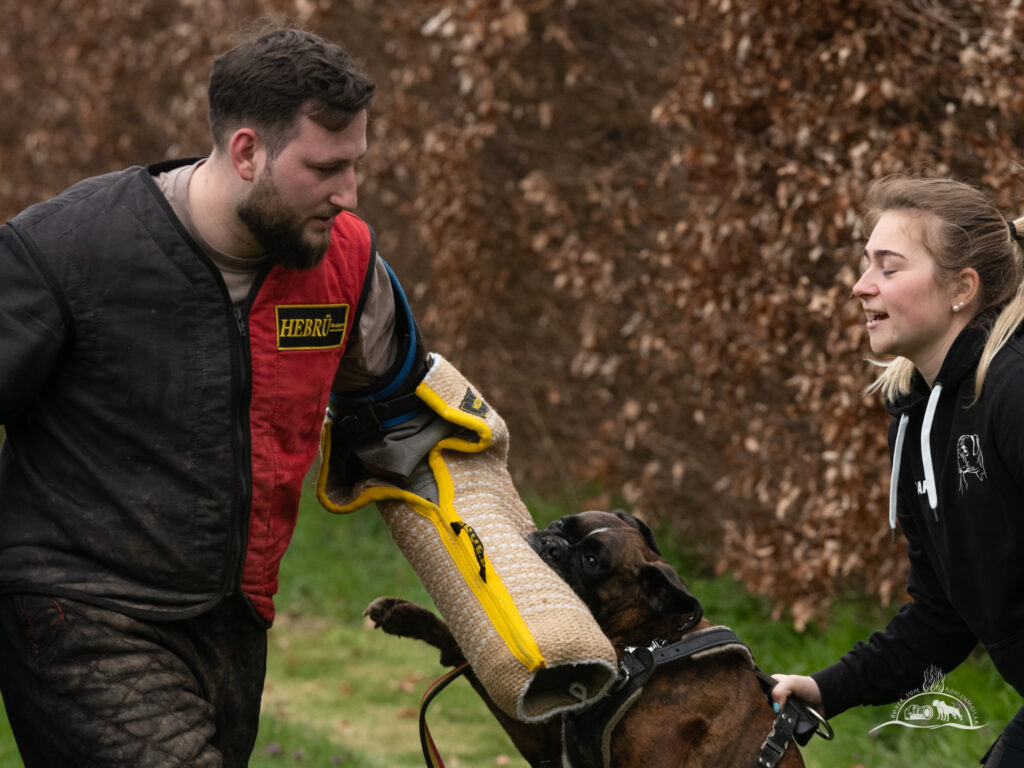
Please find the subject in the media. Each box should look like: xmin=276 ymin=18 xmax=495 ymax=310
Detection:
xmin=237 ymin=110 xmax=367 ymax=269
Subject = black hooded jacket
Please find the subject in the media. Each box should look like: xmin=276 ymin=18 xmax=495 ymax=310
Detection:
xmin=813 ymin=323 xmax=1024 ymax=716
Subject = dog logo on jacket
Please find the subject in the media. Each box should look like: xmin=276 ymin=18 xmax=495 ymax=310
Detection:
xmin=956 ymin=434 xmax=987 ymax=493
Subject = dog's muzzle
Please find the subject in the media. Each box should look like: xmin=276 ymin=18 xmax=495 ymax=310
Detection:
xmin=527 ymin=529 xmax=570 ymax=561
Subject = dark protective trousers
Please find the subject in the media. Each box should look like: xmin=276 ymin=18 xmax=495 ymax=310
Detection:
xmin=984 ymin=705 xmax=1024 ymax=767
xmin=0 ymin=593 xmax=266 ymax=767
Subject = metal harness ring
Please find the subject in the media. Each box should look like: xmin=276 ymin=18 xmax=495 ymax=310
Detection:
xmin=804 ymin=704 xmax=834 ymax=741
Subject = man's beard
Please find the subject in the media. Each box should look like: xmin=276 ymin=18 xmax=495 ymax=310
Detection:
xmin=236 ymin=173 xmax=333 ymax=270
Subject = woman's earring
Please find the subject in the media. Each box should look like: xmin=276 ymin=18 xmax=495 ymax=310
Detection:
xmin=952 ymin=302 xmax=965 ymax=313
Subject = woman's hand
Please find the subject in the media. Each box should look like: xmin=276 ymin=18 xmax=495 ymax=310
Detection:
xmin=770 ymin=674 xmax=823 ymax=713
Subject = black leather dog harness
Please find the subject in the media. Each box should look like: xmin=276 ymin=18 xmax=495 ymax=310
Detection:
xmin=561 ymin=627 xmax=832 ymax=768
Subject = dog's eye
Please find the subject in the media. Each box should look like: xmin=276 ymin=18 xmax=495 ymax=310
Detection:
xmin=582 ymin=551 xmax=605 ymax=572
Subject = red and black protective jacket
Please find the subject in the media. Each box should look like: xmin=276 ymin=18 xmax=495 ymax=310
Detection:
xmin=0 ymin=162 xmax=373 ymax=624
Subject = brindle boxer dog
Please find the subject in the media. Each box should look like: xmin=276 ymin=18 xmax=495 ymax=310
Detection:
xmin=366 ymin=510 xmax=804 ymax=767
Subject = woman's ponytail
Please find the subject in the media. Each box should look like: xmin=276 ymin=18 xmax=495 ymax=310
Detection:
xmin=973 ymin=215 xmax=1024 ymax=400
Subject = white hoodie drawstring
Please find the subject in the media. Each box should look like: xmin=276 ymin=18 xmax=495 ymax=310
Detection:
xmin=889 ymin=383 xmax=942 ymax=538
xmin=921 ymin=383 xmax=942 ymax=520
xmin=889 ymin=414 xmax=908 ymax=537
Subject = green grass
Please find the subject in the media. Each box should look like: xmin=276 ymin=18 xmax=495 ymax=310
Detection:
xmin=254 ymin=618 xmax=529 ymax=767
xmin=0 ymin=487 xmax=1018 ymax=766
xmin=0 ymin=701 xmax=15 ymax=768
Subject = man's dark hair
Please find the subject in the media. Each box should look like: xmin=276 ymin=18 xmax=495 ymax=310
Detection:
xmin=208 ymin=27 xmax=375 ymax=155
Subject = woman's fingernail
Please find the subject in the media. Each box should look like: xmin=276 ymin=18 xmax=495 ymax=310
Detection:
xmin=773 ymin=702 xmax=781 ymax=713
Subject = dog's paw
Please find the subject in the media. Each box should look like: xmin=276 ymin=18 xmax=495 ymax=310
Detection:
xmin=363 ymin=596 xmax=463 ymax=664
xmin=364 ymin=596 xmax=442 ymax=639
xmin=364 ymin=596 xmax=407 ymax=628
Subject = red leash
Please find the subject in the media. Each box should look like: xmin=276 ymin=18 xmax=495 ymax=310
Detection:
xmin=419 ymin=663 xmax=470 ymax=768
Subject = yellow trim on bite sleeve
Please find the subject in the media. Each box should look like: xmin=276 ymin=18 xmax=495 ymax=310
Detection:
xmin=422 ymin=441 xmax=545 ymax=672
xmin=315 ymin=378 xmax=545 ymax=672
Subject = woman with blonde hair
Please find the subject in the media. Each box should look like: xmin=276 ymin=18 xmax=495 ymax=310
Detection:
xmin=772 ymin=176 xmax=1024 ymax=766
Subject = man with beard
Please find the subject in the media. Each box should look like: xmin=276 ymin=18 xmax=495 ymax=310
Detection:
xmin=0 ymin=26 xmax=443 ymax=767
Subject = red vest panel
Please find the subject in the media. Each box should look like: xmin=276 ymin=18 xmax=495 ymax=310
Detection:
xmin=241 ymin=212 xmax=372 ymax=621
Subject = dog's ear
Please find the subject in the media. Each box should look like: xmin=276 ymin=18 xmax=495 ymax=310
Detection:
xmin=638 ymin=561 xmax=702 ymax=619
xmin=612 ymin=509 xmax=662 ymax=555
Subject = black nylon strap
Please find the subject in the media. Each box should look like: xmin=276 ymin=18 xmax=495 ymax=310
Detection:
xmin=563 ymin=664 xmax=649 ymax=768
xmin=328 ymin=391 xmax=427 ymax=444
xmin=619 ymin=627 xmax=748 ymax=680
xmin=756 ymin=700 xmax=800 ymax=768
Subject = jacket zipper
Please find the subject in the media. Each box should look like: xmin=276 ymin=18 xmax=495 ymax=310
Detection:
xmin=225 ymin=269 xmax=271 ymax=605
xmin=234 ymin=306 xmax=247 ymax=338
xmin=225 ymin=303 xmax=253 ymax=599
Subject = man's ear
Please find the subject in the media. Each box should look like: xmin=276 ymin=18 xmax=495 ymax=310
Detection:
xmin=638 ymin=561 xmax=702 ymax=619
xmin=227 ymin=128 xmax=263 ymax=182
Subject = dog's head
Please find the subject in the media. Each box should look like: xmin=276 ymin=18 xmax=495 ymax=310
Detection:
xmin=528 ymin=510 xmax=702 ymax=643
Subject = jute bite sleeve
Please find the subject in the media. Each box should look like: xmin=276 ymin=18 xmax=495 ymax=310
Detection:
xmin=316 ymin=354 xmax=617 ymax=721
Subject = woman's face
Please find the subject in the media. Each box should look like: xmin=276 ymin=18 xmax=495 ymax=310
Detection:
xmin=852 ymin=210 xmax=970 ymax=383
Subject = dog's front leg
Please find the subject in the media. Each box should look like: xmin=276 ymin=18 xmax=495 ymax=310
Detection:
xmin=365 ymin=596 xmax=465 ymax=666
xmin=365 ymin=597 xmax=563 ymax=767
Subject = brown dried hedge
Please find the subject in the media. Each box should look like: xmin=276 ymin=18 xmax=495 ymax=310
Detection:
xmin=3 ymin=0 xmax=1022 ymax=627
